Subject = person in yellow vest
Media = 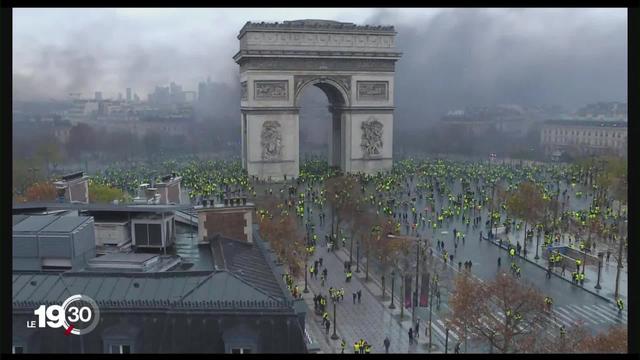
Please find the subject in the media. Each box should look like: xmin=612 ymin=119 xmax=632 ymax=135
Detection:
xmin=359 ymin=339 xmax=365 ymax=354
xmin=509 ymin=248 xmax=516 ymax=257
xmin=354 ymin=341 xmax=360 ymax=353
xmin=617 ymin=298 xmax=624 ymax=312
xmin=340 ymin=339 xmax=346 ymax=354
xmin=544 ymin=296 xmax=553 ymax=311
xmin=364 ymin=343 xmax=371 ymax=354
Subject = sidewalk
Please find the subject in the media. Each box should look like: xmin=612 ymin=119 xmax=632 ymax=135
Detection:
xmin=334 ymin=240 xmax=509 ymax=353
xmin=294 ymin=242 xmax=442 ymax=353
xmin=486 ymin=230 xmax=627 ymax=304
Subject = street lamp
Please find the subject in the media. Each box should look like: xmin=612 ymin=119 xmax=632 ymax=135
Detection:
xmin=356 ymin=240 xmax=361 ymax=273
xmin=382 ymin=275 xmax=386 ymax=300
xmin=331 ymin=299 xmax=339 ymax=340
xmin=303 ymin=263 xmax=309 ymax=293
xmin=428 ymin=273 xmax=435 ymax=352
xmin=445 ymin=328 xmax=449 ymax=354
xmin=400 ymin=273 xmax=405 ymax=319
xmin=488 ymin=153 xmax=496 ymax=240
xmin=595 ymin=252 xmax=603 ymax=290
xmin=389 ymin=270 xmax=396 ymax=309
xmin=387 ymin=234 xmax=423 ymax=324
xmin=412 ymin=241 xmax=420 ymax=324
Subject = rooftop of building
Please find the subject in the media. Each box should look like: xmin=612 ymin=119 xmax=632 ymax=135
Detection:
xmin=12 ymin=270 xmax=294 ymax=313
xmin=543 ymin=118 xmax=628 ymax=127
xmin=13 ymin=214 xmax=93 ymax=234
xmin=13 ymin=202 xmax=193 ymax=214
xmin=12 ymin=210 xmax=294 ymax=312
xmin=211 ymin=234 xmax=286 ymax=299
xmin=239 ymin=19 xmax=395 ymax=36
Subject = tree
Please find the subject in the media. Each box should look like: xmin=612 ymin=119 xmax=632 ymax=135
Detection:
xmin=597 ymin=156 xmax=627 ymax=299
xmin=370 ymin=216 xmax=405 ymax=295
xmin=99 ymin=131 xmax=141 ymax=162
xmin=257 ymin=197 xmax=305 ymax=277
xmin=506 ymin=182 xmax=545 ymax=246
xmin=448 ymin=272 xmax=548 ymax=353
xmin=24 ymin=182 xmax=57 ymax=202
xmin=582 ymin=325 xmax=627 ymax=353
xmin=448 ymin=273 xmax=483 ymax=352
xmin=88 ymin=182 xmax=129 ymax=203
xmin=351 ymin=208 xmax=377 ymax=281
xmin=35 ymin=140 xmax=63 ymax=177
xmin=543 ymin=324 xmax=627 ymax=353
xmin=143 ymin=131 xmax=162 ymax=160
xmin=66 ymin=123 xmax=97 ymax=158
xmin=13 ymin=157 xmax=44 ymax=196
xmin=325 ymin=175 xmax=359 ymax=241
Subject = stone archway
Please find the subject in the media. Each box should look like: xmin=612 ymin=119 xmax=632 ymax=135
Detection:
xmin=294 ymin=77 xmax=349 ymax=170
xmin=234 ymin=19 xmax=401 ymax=180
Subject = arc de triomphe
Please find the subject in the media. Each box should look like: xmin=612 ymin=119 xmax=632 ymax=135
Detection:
xmin=234 ymin=20 xmax=401 ymax=180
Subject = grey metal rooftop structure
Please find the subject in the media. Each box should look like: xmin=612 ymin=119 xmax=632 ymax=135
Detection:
xmin=40 ymin=216 xmax=91 ymax=233
xmin=13 ymin=271 xmax=293 ymax=312
xmin=13 ymin=202 xmax=193 ymax=213
xmin=12 ymin=215 xmax=59 ymax=233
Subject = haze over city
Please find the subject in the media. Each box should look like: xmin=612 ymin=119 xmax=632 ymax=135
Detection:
xmin=13 ymin=8 xmax=626 ymax=126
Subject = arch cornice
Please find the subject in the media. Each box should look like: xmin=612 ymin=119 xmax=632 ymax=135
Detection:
xmin=293 ymin=75 xmax=351 ymax=107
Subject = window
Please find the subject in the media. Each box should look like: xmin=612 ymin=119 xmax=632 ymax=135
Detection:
xmin=109 ymin=344 xmax=131 ymax=354
xmin=231 ymin=348 xmax=252 ymax=354
xmin=13 ymin=345 xmax=25 ymax=354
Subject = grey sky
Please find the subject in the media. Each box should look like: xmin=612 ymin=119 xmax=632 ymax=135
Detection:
xmin=13 ymin=8 xmax=627 ymax=122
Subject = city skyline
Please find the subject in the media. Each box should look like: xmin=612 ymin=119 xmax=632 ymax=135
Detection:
xmin=13 ymin=8 xmax=626 ymax=124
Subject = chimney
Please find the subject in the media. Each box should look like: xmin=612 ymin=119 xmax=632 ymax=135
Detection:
xmin=145 ymin=187 xmax=157 ymax=201
xmin=53 ymin=171 xmax=89 ymax=204
xmin=156 ymin=174 xmax=182 ymax=205
xmin=138 ymin=184 xmax=149 ymax=198
xmin=56 ymin=187 xmax=66 ymax=203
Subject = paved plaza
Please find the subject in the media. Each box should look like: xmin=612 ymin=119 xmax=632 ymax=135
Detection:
xmin=289 ymin=173 xmax=628 ymax=353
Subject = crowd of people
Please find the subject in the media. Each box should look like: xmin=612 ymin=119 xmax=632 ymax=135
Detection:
xmin=87 ymin=155 xmax=626 ymax=353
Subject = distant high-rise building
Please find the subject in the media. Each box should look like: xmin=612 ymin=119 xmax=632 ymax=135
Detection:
xmin=95 ymin=91 xmax=102 ymax=101
xmin=126 ymin=88 xmax=132 ymax=102
xmin=170 ymin=82 xmax=186 ymax=104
